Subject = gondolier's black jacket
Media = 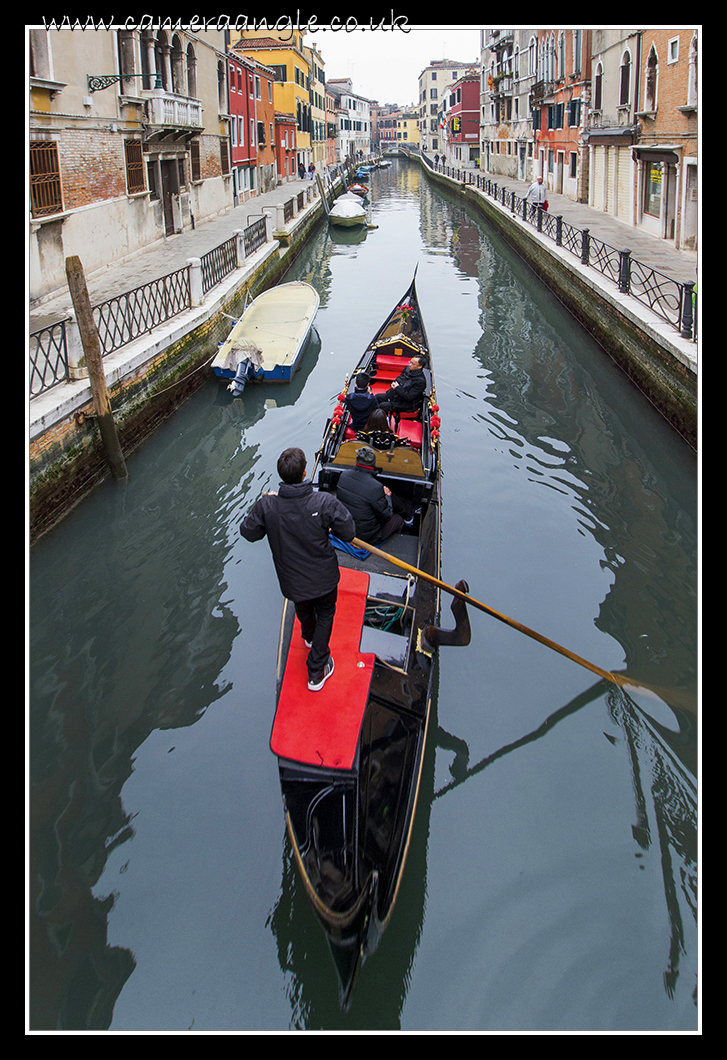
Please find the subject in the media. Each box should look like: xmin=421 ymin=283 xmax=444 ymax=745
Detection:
xmin=336 ymin=466 xmax=392 ymax=541
xmin=239 ymin=481 xmax=355 ymax=602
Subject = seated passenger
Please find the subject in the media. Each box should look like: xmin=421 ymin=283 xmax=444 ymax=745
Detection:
xmin=377 ymin=355 xmax=427 ymax=413
xmin=360 ymin=407 xmax=398 ymax=447
xmin=336 ymin=446 xmax=405 ymax=545
xmin=344 ymin=373 xmax=379 ymax=432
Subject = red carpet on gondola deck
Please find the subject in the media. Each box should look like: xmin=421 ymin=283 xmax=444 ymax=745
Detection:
xmin=270 ymin=567 xmax=375 ymax=771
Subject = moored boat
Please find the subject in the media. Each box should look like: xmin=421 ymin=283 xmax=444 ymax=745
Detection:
xmin=212 ymin=281 xmax=320 ymax=387
xmin=329 ymin=196 xmax=368 ymax=228
xmin=269 ymin=271 xmax=470 ymax=1008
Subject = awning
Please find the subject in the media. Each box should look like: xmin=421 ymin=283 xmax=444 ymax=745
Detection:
xmin=632 ymin=144 xmax=682 ymax=165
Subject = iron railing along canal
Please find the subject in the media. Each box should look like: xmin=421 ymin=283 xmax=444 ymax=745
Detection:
xmin=428 ymin=157 xmax=697 ymax=343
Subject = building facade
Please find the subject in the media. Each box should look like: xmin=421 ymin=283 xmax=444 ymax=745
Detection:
xmin=397 ymin=112 xmax=419 ymax=148
xmin=632 ymin=29 xmax=698 ymax=249
xmin=328 ymin=79 xmax=371 ymax=162
xmin=227 ymin=49 xmax=277 ymax=198
xmin=234 ymin=31 xmax=312 ymax=175
xmin=531 ymin=29 xmax=591 ymax=203
xmin=29 ymin=25 xmax=231 ymax=302
xmin=274 ymin=112 xmax=297 ymax=181
xmin=305 ymin=42 xmax=327 ymax=175
xmin=371 ymin=103 xmax=401 ymax=152
xmin=441 ymin=71 xmax=479 ymax=164
xmin=583 ymin=29 xmax=641 ymax=225
xmin=418 ymin=57 xmax=478 ymax=156
xmin=480 ymin=28 xmax=539 ymax=182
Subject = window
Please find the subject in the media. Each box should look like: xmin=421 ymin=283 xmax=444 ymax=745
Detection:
xmin=644 ymin=160 xmax=662 ymax=217
xmin=619 ymin=50 xmax=631 ymax=106
xmin=190 ymin=139 xmax=201 ymax=181
xmin=593 ymin=62 xmax=603 ymax=111
xmin=570 ymin=152 xmax=577 ymax=178
xmin=645 ymin=46 xmax=658 ymax=111
xmin=30 ymin=140 xmax=63 ymax=217
xmin=668 ymin=37 xmax=680 ymax=63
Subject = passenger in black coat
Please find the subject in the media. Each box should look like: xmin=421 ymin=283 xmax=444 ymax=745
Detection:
xmin=377 ymin=355 xmax=427 ymax=412
xmin=336 ymin=446 xmax=405 ymax=545
xmin=240 ymin=447 xmax=355 ymax=689
xmin=344 ymin=372 xmax=379 ymax=432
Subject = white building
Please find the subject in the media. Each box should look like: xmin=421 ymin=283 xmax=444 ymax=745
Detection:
xmin=327 ymin=79 xmax=371 ymax=162
xmin=417 ymin=58 xmax=477 ymax=157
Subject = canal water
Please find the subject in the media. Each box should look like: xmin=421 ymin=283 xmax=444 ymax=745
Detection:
xmin=29 ymin=161 xmax=698 ymax=1033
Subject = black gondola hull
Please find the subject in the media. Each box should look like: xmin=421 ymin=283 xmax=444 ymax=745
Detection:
xmin=271 ymin=274 xmax=441 ymax=1007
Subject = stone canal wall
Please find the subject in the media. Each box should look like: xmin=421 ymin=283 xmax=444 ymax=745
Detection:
xmin=416 ymin=158 xmax=697 ymax=451
xmin=29 ymin=187 xmax=329 ymax=544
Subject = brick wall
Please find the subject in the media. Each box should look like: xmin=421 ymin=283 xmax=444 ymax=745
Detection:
xmin=60 ymin=129 xmax=128 ymax=209
xmin=641 ymin=30 xmax=698 ymax=157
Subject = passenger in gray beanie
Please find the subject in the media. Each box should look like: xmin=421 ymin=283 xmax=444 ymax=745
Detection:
xmin=335 ymin=446 xmax=405 ymax=545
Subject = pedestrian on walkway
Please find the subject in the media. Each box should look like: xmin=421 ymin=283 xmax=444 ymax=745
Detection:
xmin=239 ymin=447 xmax=355 ymax=692
xmin=525 ymin=175 xmax=548 ymax=217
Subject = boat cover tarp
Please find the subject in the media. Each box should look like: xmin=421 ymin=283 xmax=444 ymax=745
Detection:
xmin=271 ymin=567 xmax=375 ymax=771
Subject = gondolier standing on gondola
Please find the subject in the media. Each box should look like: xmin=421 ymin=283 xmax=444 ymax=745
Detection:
xmin=239 ymin=447 xmax=355 ymax=692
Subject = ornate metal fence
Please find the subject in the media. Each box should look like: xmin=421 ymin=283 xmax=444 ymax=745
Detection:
xmin=200 ymin=235 xmax=237 ymax=295
xmin=93 ymin=266 xmax=191 ymax=358
xmin=30 ymin=319 xmax=69 ymax=397
xmin=30 ymin=205 xmax=297 ymax=397
xmin=428 ymin=159 xmax=697 ymax=342
xmin=243 ymin=215 xmax=267 ymax=258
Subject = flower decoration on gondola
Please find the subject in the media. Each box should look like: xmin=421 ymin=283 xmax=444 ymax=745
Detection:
xmin=429 ymin=401 xmax=440 ymax=446
xmin=396 ymin=302 xmax=412 ymax=321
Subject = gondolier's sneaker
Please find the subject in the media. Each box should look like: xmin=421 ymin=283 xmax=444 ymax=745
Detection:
xmin=308 ymin=657 xmax=334 ymax=692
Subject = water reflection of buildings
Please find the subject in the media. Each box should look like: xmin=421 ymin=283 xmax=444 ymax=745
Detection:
xmin=609 ymin=689 xmax=697 ymax=1002
xmin=426 ymin=186 xmax=697 ymax=730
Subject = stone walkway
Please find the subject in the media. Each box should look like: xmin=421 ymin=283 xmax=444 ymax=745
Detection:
xmin=30 ymin=163 xmax=698 ymax=337
xmin=29 ymin=175 xmax=322 ymax=332
xmin=452 ymin=168 xmax=698 ymax=286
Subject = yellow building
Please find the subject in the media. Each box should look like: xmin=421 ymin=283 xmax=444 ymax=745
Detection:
xmin=397 ymin=113 xmax=419 ymax=148
xmin=304 ymin=41 xmax=327 ymax=174
xmin=234 ymin=31 xmax=311 ymax=173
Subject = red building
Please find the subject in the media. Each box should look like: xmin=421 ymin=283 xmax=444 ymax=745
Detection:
xmin=230 ymin=45 xmax=277 ymax=194
xmin=531 ymin=30 xmax=591 ymax=202
xmin=275 ymin=113 xmax=297 ymax=181
xmin=446 ymin=71 xmax=480 ymax=165
xmin=228 ymin=52 xmax=256 ymax=202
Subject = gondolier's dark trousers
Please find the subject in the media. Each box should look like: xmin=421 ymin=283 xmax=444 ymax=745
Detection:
xmin=295 ymin=587 xmax=337 ymax=680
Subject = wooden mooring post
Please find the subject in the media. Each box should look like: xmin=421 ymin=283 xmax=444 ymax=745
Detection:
xmin=65 ymin=255 xmax=128 ymax=483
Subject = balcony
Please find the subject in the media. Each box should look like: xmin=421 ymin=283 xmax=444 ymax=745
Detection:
xmin=492 ymin=75 xmax=513 ymax=96
xmin=144 ymin=90 xmax=203 ymax=138
xmin=530 ymin=80 xmax=555 ymax=106
xmin=488 ymin=30 xmax=513 ymax=47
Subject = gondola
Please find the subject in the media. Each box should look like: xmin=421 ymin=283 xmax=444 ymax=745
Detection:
xmin=269 ymin=270 xmax=470 ymax=1009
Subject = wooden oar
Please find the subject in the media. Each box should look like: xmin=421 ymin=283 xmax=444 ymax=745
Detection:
xmin=352 ymin=537 xmax=696 ymax=710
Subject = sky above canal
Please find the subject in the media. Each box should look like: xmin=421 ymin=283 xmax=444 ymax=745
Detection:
xmin=310 ymin=24 xmax=482 ymax=108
